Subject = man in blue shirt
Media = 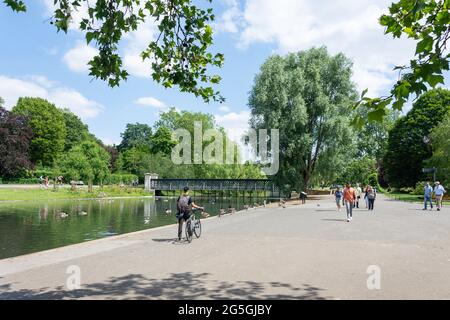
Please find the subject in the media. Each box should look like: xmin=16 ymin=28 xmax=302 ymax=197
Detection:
xmin=423 ymin=182 xmax=433 ymax=211
xmin=434 ymin=182 xmax=446 ymax=212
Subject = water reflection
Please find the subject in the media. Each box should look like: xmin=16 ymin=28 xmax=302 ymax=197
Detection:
xmin=0 ymin=196 xmax=274 ymax=259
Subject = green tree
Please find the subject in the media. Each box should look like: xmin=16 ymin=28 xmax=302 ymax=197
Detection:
xmin=61 ymin=109 xmax=90 ymax=151
xmin=427 ymin=113 xmax=450 ymax=185
xmin=132 ymin=152 xmax=196 ymax=179
xmin=384 ymin=88 xmax=450 ymax=187
xmin=57 ymin=141 xmax=110 ymax=188
xmin=156 ymin=107 xmax=216 ymax=133
xmin=248 ymin=47 xmax=357 ymax=191
xmin=335 ymin=157 xmax=378 ymax=186
xmin=4 ymin=0 xmax=224 ymax=103
xmin=356 ymin=0 xmax=450 ymax=121
xmin=118 ymin=123 xmax=153 ymax=152
xmin=56 ymin=149 xmax=92 ymax=188
xmin=155 ymin=107 xmax=217 ymax=178
xmin=12 ymin=97 xmax=66 ymax=166
xmin=151 ymin=126 xmax=177 ymax=156
xmin=117 ymin=147 xmax=148 ymax=176
xmin=355 ymin=109 xmax=399 ymax=161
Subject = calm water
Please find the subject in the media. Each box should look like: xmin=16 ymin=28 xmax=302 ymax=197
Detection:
xmin=0 ymin=196 xmax=273 ymax=259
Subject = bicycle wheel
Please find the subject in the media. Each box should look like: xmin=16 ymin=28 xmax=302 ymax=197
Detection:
xmin=185 ymin=220 xmax=193 ymax=243
xmin=194 ymin=220 xmax=202 ymax=238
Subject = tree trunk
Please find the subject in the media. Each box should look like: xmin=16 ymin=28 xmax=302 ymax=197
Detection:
xmin=302 ymin=170 xmax=310 ymax=192
xmin=88 ymin=180 xmax=93 ymax=193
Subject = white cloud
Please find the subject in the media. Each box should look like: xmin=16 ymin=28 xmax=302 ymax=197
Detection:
xmin=213 ymin=0 xmax=244 ymax=34
xmin=63 ymin=42 xmax=98 ymax=74
xmin=223 ymin=0 xmax=416 ymax=97
xmin=215 ymin=110 xmax=253 ymax=162
xmin=122 ymin=20 xmax=158 ymax=78
xmin=219 ymin=105 xmax=231 ymax=113
xmin=0 ymin=75 xmax=104 ymax=119
xmin=134 ymin=96 xmax=167 ymax=109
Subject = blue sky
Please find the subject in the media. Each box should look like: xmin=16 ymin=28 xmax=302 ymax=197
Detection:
xmin=1 ymin=0 xmax=449 ymax=148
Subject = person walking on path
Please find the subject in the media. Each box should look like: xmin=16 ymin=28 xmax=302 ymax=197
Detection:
xmin=363 ymin=185 xmax=369 ymax=209
xmin=423 ymin=182 xmax=434 ymax=211
xmin=343 ymin=183 xmax=357 ymax=222
xmin=434 ymin=182 xmax=446 ymax=212
xmin=367 ymin=185 xmax=377 ymax=211
xmin=355 ymin=184 xmax=362 ymax=209
xmin=176 ymin=187 xmax=204 ymax=242
xmin=335 ymin=187 xmax=343 ymax=212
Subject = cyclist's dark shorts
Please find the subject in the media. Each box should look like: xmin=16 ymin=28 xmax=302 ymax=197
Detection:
xmin=177 ymin=212 xmax=190 ymax=221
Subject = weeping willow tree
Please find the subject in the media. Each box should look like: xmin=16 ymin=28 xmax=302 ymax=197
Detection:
xmin=248 ymin=47 xmax=357 ymax=191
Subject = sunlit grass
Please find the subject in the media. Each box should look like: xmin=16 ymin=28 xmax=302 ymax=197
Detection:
xmin=386 ymin=192 xmax=450 ymax=205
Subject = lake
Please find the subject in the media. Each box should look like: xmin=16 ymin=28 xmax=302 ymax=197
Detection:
xmin=0 ymin=196 xmax=273 ymax=259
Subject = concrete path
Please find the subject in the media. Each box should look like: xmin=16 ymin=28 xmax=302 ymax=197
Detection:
xmin=1 ymin=195 xmax=449 ymax=300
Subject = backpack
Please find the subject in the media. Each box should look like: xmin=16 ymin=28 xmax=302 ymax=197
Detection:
xmin=177 ymin=195 xmax=191 ymax=214
xmin=368 ymin=190 xmax=376 ymax=200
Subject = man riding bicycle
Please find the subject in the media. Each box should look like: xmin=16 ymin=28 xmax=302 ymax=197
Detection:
xmin=177 ymin=187 xmax=204 ymax=242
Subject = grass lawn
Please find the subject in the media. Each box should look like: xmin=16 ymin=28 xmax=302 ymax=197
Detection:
xmin=0 ymin=186 xmax=152 ymax=202
xmin=386 ymin=192 xmax=450 ymax=205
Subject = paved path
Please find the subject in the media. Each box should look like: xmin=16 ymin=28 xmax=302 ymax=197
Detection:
xmin=1 ymin=195 xmax=449 ymax=300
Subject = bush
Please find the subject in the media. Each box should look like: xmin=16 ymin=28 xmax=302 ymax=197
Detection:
xmin=367 ymin=173 xmax=381 ymax=190
xmin=33 ymin=168 xmax=55 ymax=179
xmin=0 ymin=178 xmax=41 ymax=184
xmin=413 ymin=181 xmax=427 ymax=195
xmin=104 ymin=173 xmax=138 ymax=185
xmin=399 ymin=187 xmax=415 ymax=194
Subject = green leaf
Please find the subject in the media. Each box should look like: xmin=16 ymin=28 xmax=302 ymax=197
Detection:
xmin=426 ymin=74 xmax=444 ymax=87
xmin=416 ymin=36 xmax=433 ymax=55
xmin=368 ymin=108 xmax=387 ymax=122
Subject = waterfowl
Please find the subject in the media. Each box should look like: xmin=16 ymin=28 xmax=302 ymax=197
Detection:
xmin=58 ymin=212 xmax=68 ymax=218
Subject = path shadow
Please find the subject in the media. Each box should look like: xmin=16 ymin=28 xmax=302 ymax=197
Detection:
xmin=0 ymin=272 xmax=329 ymax=300
xmin=321 ymin=219 xmax=347 ymax=222
xmin=152 ymin=238 xmax=190 ymax=245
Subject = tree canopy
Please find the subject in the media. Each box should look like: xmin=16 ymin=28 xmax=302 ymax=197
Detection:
xmin=12 ymin=97 xmax=66 ymax=167
xmin=427 ymin=112 xmax=450 ymax=185
xmin=3 ymin=0 xmax=224 ymax=103
xmin=118 ymin=123 xmax=153 ymax=152
xmin=0 ymin=106 xmax=33 ymax=178
xmin=57 ymin=140 xmax=110 ymax=184
xmin=248 ymin=47 xmax=357 ymax=191
xmin=62 ymin=109 xmax=90 ymax=151
xmin=383 ymin=88 xmax=450 ymax=187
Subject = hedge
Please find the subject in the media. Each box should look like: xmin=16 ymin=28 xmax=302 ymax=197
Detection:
xmin=104 ymin=174 xmax=139 ymax=185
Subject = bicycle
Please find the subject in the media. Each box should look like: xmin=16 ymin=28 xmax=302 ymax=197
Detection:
xmin=185 ymin=208 xmax=202 ymax=243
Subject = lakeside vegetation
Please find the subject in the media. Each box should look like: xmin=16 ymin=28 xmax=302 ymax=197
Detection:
xmin=0 ymin=186 xmax=151 ymax=202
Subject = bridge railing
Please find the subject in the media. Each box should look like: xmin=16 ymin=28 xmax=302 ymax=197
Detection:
xmin=149 ymin=179 xmax=279 ymax=193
